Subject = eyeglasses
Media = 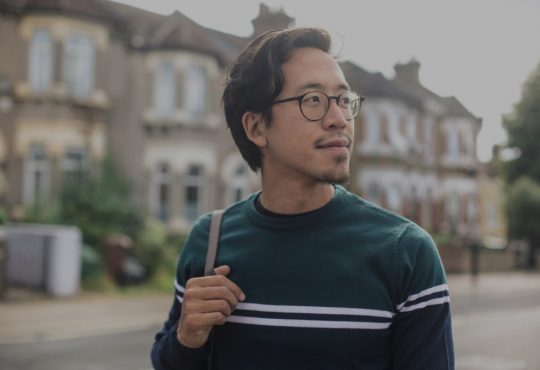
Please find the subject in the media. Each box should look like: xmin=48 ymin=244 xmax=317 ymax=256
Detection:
xmin=271 ymin=90 xmax=365 ymax=122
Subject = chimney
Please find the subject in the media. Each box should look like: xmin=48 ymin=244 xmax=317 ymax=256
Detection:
xmin=394 ymin=58 xmax=421 ymax=85
xmin=251 ymin=3 xmax=295 ymax=38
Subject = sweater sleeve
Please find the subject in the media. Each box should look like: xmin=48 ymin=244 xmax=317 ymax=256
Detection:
xmin=390 ymin=224 xmax=455 ymax=370
xmin=150 ymin=214 xmax=212 ymax=370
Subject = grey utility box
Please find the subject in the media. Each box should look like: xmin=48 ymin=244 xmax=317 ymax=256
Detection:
xmin=1 ymin=224 xmax=82 ymax=297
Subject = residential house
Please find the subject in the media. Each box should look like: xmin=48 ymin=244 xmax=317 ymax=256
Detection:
xmin=0 ymin=1 xmax=488 ymax=240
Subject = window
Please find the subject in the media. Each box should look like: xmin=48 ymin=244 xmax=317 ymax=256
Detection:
xmin=61 ymin=147 xmax=87 ymax=185
xmin=486 ymin=202 xmax=497 ymax=231
xmin=447 ymin=193 xmax=459 ymax=234
xmin=184 ymin=165 xmax=204 ymax=222
xmin=29 ymin=29 xmax=53 ymax=92
xmin=366 ymin=182 xmax=381 ymax=205
xmin=24 ymin=144 xmax=50 ymax=206
xmin=380 ymin=114 xmax=390 ymax=144
xmin=227 ymin=165 xmax=249 ymax=205
xmin=466 ymin=193 xmax=477 ymax=224
xmin=387 ymin=183 xmax=402 ymax=212
xmin=154 ymin=61 xmax=176 ymax=117
xmin=424 ymin=119 xmax=433 ymax=156
xmin=407 ymin=187 xmax=421 ymax=224
xmin=64 ymin=32 xmax=95 ymax=99
xmin=183 ymin=65 xmax=207 ymax=117
xmin=447 ymin=127 xmax=460 ymax=159
xmin=62 ymin=147 xmax=87 ymax=172
xmin=153 ymin=163 xmax=171 ymax=221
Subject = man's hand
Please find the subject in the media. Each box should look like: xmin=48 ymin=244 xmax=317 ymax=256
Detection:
xmin=177 ymin=265 xmax=245 ymax=349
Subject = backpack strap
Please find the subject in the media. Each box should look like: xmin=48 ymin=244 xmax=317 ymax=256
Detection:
xmin=204 ymin=210 xmax=225 ymax=276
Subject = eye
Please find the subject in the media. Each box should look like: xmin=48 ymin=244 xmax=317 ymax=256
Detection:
xmin=302 ymin=92 xmax=323 ymax=106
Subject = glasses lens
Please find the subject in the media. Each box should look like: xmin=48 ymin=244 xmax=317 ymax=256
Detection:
xmin=300 ymin=91 xmax=328 ymax=121
xmin=339 ymin=91 xmax=361 ymax=119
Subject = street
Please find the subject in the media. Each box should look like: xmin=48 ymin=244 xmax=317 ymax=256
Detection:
xmin=0 ymin=272 xmax=539 ymax=370
xmin=450 ymin=273 xmax=540 ymax=370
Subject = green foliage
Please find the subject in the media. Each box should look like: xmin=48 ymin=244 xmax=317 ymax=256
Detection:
xmin=60 ymin=157 xmax=143 ymax=248
xmin=134 ymin=218 xmax=168 ymax=279
xmin=135 ymin=220 xmax=186 ymax=277
xmin=502 ymin=61 xmax=540 ymax=267
xmin=80 ymin=243 xmax=110 ymax=291
xmin=506 ymin=177 xmax=540 ymax=244
xmin=502 ymin=61 xmax=540 ymax=184
xmin=22 ymin=201 xmax=62 ymax=224
xmin=21 ymin=157 xmax=189 ymax=290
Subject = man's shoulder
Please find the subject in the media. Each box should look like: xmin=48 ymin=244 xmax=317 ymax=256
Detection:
xmin=337 ymin=187 xmax=436 ymax=252
xmin=192 ymin=192 xmax=257 ymax=230
xmin=339 ymin=187 xmax=414 ymax=230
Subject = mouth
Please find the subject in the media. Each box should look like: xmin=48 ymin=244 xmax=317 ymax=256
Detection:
xmin=315 ymin=136 xmax=351 ymax=151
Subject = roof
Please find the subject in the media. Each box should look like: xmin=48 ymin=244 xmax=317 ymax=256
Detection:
xmin=340 ymin=61 xmax=423 ymax=109
xmin=24 ymin=0 xmax=114 ymax=23
xmin=202 ymin=27 xmax=247 ymax=63
xmin=97 ymin=1 xmax=245 ymax=64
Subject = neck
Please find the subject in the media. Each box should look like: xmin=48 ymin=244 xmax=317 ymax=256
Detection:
xmin=259 ymin=174 xmax=335 ymax=214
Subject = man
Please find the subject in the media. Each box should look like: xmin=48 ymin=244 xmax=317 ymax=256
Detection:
xmin=151 ymin=27 xmax=454 ymax=370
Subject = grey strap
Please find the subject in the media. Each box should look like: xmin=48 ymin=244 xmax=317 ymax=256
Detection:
xmin=204 ymin=210 xmax=224 ymax=276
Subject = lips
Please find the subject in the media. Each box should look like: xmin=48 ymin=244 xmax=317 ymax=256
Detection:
xmin=316 ymin=137 xmax=351 ymax=149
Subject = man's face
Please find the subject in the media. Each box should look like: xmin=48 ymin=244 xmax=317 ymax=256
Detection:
xmin=260 ymin=47 xmax=354 ymax=185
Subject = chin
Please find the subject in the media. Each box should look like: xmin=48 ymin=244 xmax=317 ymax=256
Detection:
xmin=316 ymin=168 xmax=350 ymax=185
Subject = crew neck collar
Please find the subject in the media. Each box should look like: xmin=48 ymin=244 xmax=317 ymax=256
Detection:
xmin=244 ymin=185 xmax=345 ymax=230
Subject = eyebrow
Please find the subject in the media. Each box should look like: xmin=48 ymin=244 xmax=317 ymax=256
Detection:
xmin=296 ymin=82 xmax=351 ymax=94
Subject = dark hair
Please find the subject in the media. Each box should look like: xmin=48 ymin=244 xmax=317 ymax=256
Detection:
xmin=222 ymin=27 xmax=332 ymax=171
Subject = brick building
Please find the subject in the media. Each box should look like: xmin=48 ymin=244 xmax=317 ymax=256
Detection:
xmin=0 ymin=1 xmax=485 ymax=239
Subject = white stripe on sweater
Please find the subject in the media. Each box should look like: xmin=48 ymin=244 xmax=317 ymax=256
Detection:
xmin=226 ymin=315 xmax=391 ymax=330
xmin=398 ymin=296 xmax=451 ymax=313
xmin=396 ymin=284 xmax=449 ymax=311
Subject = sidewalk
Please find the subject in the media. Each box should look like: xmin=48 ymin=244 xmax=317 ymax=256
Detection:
xmin=447 ymin=271 xmax=540 ymax=298
xmin=0 ymin=291 xmax=173 ymax=345
xmin=0 ymin=272 xmax=538 ymax=345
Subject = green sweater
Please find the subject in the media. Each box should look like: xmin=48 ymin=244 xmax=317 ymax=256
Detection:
xmin=152 ymin=186 xmax=454 ymax=369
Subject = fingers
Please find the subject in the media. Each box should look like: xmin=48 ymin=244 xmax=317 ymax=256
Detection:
xmin=187 ymin=266 xmax=246 ymax=302
xmin=187 ymin=299 xmax=234 ymax=317
xmin=184 ymin=312 xmax=229 ymax=328
xmin=177 ymin=266 xmax=245 ymax=349
xmin=214 ymin=265 xmax=231 ymax=276
xmin=183 ymin=286 xmax=240 ymax=311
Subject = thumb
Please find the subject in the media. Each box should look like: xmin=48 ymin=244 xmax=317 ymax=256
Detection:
xmin=214 ymin=265 xmax=231 ymax=276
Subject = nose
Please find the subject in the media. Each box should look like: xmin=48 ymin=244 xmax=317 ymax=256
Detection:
xmin=321 ymin=99 xmax=349 ymax=130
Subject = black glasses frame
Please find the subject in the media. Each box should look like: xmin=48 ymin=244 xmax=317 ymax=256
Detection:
xmin=271 ymin=90 xmax=365 ymax=122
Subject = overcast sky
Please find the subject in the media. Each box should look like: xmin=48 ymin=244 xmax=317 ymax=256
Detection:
xmin=114 ymin=0 xmax=540 ymax=162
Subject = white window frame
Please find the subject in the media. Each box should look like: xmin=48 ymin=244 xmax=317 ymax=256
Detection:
xmin=447 ymin=127 xmax=460 ymax=160
xmin=154 ymin=60 xmax=176 ymax=118
xmin=226 ymin=165 xmax=250 ymax=205
xmin=63 ymin=32 xmax=95 ymax=99
xmin=23 ymin=144 xmax=50 ymax=206
xmin=61 ymin=147 xmax=87 ymax=172
xmin=387 ymin=183 xmax=402 ymax=212
xmin=183 ymin=64 xmax=207 ymax=117
xmin=29 ymin=28 xmax=53 ymax=92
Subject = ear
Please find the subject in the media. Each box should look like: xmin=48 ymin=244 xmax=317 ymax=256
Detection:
xmin=241 ymin=111 xmax=267 ymax=148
